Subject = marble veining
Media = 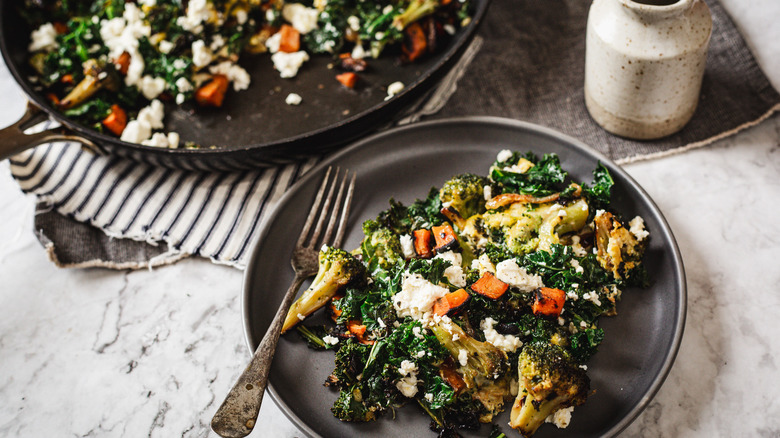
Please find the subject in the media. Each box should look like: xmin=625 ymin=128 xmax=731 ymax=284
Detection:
xmin=1 ymin=0 xmax=779 ymax=437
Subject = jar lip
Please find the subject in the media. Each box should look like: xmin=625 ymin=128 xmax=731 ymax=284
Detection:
xmin=618 ymin=0 xmax=694 ymax=16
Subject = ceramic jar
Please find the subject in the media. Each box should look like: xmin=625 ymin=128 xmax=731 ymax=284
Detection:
xmin=584 ymin=0 xmax=712 ymax=139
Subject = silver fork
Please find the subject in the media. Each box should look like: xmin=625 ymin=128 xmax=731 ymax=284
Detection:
xmin=211 ymin=166 xmax=356 ymax=438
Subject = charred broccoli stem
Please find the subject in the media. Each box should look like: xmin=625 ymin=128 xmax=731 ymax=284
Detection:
xmin=509 ymin=342 xmax=589 ymax=437
xmin=282 ymin=246 xmax=367 ymax=333
xmin=393 ymin=0 xmax=441 ymax=30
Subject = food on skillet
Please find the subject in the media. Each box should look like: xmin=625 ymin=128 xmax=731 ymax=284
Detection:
xmin=22 ymin=0 xmax=473 ymax=147
xmin=284 ymin=150 xmax=650 ymax=437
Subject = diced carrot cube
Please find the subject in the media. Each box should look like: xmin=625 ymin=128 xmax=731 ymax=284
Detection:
xmin=470 ymin=272 xmax=509 ymax=300
xmin=532 ymin=287 xmax=566 ymax=317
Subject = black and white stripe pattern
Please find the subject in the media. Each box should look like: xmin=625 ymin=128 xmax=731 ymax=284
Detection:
xmin=10 ymin=142 xmax=318 ymax=268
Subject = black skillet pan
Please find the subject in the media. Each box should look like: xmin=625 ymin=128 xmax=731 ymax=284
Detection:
xmin=0 ymin=0 xmax=488 ymax=171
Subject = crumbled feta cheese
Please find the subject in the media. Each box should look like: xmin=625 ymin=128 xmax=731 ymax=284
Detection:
xmin=399 ymin=234 xmax=416 ymax=259
xmin=570 ymin=259 xmax=584 ymax=274
xmin=235 ymin=9 xmax=249 ymax=25
xmin=282 ymin=3 xmax=320 ymax=34
xmin=503 ymin=159 xmax=534 ymax=174
xmin=580 ymin=321 xmax=588 ymax=328
xmin=347 ymin=15 xmax=360 ymax=31
xmin=137 ymin=99 xmax=165 ymax=130
xmin=158 ymin=40 xmax=174 ymax=54
xmin=412 ymin=326 xmax=422 ymax=338
xmin=434 ymin=251 xmax=467 ymax=288
xmin=496 ymin=149 xmax=513 ymax=163
xmin=570 ymin=235 xmax=588 ymax=257
xmin=385 ymin=81 xmax=404 ymax=100
xmin=579 ymin=364 xmax=588 ymax=371
xmin=444 ymin=24 xmax=456 ymax=35
xmin=271 ymin=51 xmax=310 ymax=78
xmin=470 ymin=253 xmax=496 ymax=275
xmin=545 ymin=406 xmax=574 ymax=429
xmin=481 ymin=317 xmax=522 ymax=353
xmin=458 ymin=349 xmax=468 ymax=367
xmin=285 ymin=92 xmax=303 ymax=105
xmin=629 ymin=216 xmax=649 ymax=241
xmin=416 ymin=350 xmax=426 ymax=358
xmin=99 ymin=4 xmax=151 ymax=87
xmin=29 ymin=23 xmax=58 ymax=52
xmin=209 ymin=61 xmax=251 ymax=90
xmin=323 ymin=335 xmax=339 ymax=345
xmin=424 ymin=393 xmax=433 ymax=403
xmin=566 ymin=291 xmax=579 ymax=301
xmin=177 ymin=0 xmax=211 ymax=34
xmin=582 ymin=291 xmax=602 ymax=307
xmin=167 ymin=132 xmax=180 ymax=148
xmin=495 ymin=259 xmax=544 ymax=292
xmin=175 ymin=77 xmax=193 ymax=93
xmin=375 ymin=31 xmax=385 ymax=40
xmin=383 ymin=5 xmax=394 ymax=14
xmin=396 ymin=375 xmax=418 ymax=398
xmin=139 ymin=75 xmax=167 ymax=99
xmin=392 ymin=273 xmax=449 ymax=321
xmin=297 ymin=313 xmax=306 ymax=321
xmin=120 ymin=120 xmax=151 ymax=144
xmin=265 ymin=32 xmax=281 ymax=53
xmin=173 ymin=59 xmax=188 ymax=70
xmin=399 ymin=360 xmax=418 ymax=376
xmin=139 ymin=0 xmax=156 ymax=6
xmin=191 ymin=40 xmax=213 ymax=68
xmin=351 ymin=43 xmax=367 ymax=59
xmin=265 ymin=8 xmax=277 ymax=23
xmin=209 ymin=34 xmax=226 ymax=51
xmin=141 ymin=132 xmax=171 ymax=147
xmin=483 ymin=185 xmax=492 ymax=201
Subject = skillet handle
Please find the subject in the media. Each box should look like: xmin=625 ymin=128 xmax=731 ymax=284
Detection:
xmin=0 ymin=101 xmax=102 ymax=162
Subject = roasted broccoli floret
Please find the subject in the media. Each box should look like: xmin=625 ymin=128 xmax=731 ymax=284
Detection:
xmin=360 ymin=219 xmax=406 ymax=271
xmin=509 ymin=343 xmax=590 ymax=437
xmin=480 ymin=199 xmax=590 ymax=255
xmin=282 ymin=246 xmax=367 ymax=333
xmin=430 ymin=320 xmax=507 ymax=389
xmin=439 ymin=173 xmax=491 ymax=221
xmin=392 ymin=0 xmax=441 ymax=30
xmin=593 ymin=210 xmax=647 ymax=280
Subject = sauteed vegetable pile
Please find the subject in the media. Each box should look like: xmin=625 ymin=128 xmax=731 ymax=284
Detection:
xmin=21 ymin=0 xmax=472 ymax=147
xmin=283 ymin=149 xmax=650 ymax=437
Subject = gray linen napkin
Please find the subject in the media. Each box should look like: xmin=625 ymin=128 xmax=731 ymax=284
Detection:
xmin=428 ymin=0 xmax=780 ymax=163
xmin=11 ymin=0 xmax=779 ymax=269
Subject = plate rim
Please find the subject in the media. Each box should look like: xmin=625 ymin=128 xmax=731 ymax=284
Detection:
xmin=241 ymin=115 xmax=687 ymax=438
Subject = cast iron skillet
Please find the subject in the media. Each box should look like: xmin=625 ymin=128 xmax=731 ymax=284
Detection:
xmin=0 ymin=0 xmax=488 ymax=170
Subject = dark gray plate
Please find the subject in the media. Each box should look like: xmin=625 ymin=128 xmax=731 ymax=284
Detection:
xmin=243 ymin=117 xmax=686 ymax=437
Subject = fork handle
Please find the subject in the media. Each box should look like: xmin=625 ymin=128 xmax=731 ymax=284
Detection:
xmin=211 ymin=273 xmax=306 ymax=438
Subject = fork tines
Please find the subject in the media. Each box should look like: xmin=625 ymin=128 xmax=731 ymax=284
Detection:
xmin=297 ymin=166 xmax=355 ymax=251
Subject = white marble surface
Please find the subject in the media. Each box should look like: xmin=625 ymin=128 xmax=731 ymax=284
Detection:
xmin=1 ymin=1 xmax=779 ymax=437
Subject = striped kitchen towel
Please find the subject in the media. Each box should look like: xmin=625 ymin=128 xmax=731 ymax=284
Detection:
xmin=7 ymin=37 xmax=484 ymax=270
xmin=9 ymin=141 xmax=319 ymax=269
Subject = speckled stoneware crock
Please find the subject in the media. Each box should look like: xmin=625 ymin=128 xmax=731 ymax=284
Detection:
xmin=584 ymin=0 xmax=712 ymax=140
